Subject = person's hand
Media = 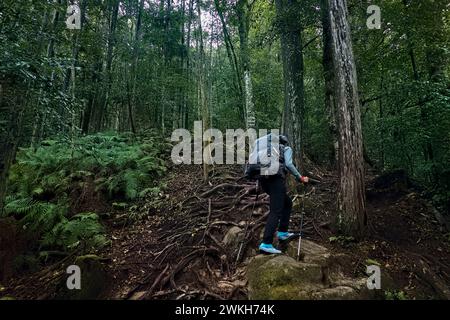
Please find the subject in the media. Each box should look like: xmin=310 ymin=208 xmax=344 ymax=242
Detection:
xmin=295 ymin=175 xmax=308 ymax=183
xmin=300 ymin=176 xmax=309 ymax=184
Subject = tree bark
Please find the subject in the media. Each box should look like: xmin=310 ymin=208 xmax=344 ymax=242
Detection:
xmin=214 ymin=0 xmax=244 ymax=117
xmin=321 ymin=0 xmax=338 ymax=168
xmin=31 ymin=0 xmax=62 ymax=149
xmin=236 ymin=0 xmax=255 ymax=129
xmin=328 ymin=0 xmax=366 ymax=237
xmin=197 ymin=0 xmax=210 ymax=180
xmin=95 ymin=0 xmax=120 ymax=131
xmin=182 ymin=0 xmax=194 ymax=129
xmin=275 ymin=0 xmax=305 ymax=170
xmin=129 ymin=0 xmax=145 ymax=134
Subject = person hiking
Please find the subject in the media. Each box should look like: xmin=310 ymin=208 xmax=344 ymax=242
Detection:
xmin=246 ymin=133 xmax=309 ymax=254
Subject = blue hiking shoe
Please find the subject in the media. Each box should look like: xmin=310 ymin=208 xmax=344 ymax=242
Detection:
xmin=277 ymin=231 xmax=298 ymax=242
xmin=259 ymin=243 xmax=282 ymax=255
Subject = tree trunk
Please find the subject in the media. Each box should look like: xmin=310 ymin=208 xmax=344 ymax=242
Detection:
xmin=275 ymin=0 xmax=305 ymax=170
xmin=31 ymin=0 xmax=62 ymax=149
xmin=81 ymin=61 xmax=102 ymax=134
xmin=197 ymin=0 xmax=210 ymax=180
xmin=402 ymin=1 xmax=435 ymax=169
xmin=328 ymin=0 xmax=366 ymax=237
xmin=214 ymin=0 xmax=244 ymax=121
xmin=183 ymin=0 xmax=194 ymax=129
xmin=236 ymin=0 xmax=255 ymax=129
xmin=321 ymin=0 xmax=338 ymax=168
xmin=129 ymin=0 xmax=145 ymax=134
xmin=95 ymin=0 xmax=120 ymax=131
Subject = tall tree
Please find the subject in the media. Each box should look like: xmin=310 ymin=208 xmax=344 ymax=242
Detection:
xmin=197 ymin=0 xmax=210 ymax=180
xmin=327 ymin=0 xmax=366 ymax=236
xmin=236 ymin=0 xmax=255 ymax=128
xmin=94 ymin=0 xmax=120 ymax=131
xmin=214 ymin=0 xmax=244 ymax=122
xmin=321 ymin=0 xmax=338 ymax=167
xmin=275 ymin=0 xmax=305 ymax=169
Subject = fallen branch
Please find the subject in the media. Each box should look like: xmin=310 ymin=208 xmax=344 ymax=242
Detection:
xmin=200 ymin=183 xmax=244 ymax=198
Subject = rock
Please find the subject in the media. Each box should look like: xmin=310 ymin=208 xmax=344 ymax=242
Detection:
xmin=247 ymin=255 xmax=324 ymax=299
xmin=222 ymin=226 xmax=243 ymax=247
xmin=285 ymin=239 xmax=330 ymax=266
xmin=310 ymin=286 xmax=358 ymax=300
xmin=331 ymin=277 xmax=378 ymax=299
xmin=58 ymin=254 xmax=108 ymax=300
xmin=246 ymin=239 xmax=395 ymax=300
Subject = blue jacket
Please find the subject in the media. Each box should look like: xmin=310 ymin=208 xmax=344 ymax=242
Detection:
xmin=284 ymin=146 xmax=301 ymax=179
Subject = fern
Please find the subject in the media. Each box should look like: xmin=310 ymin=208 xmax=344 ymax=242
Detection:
xmin=5 ymin=195 xmax=67 ymax=233
xmin=5 ymin=132 xmax=167 ymax=254
xmin=4 ymin=196 xmax=36 ymax=216
xmin=41 ymin=212 xmax=108 ymax=251
xmin=123 ymin=169 xmax=139 ymax=200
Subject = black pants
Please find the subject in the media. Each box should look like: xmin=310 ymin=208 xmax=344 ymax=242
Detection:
xmin=259 ymin=175 xmax=292 ymax=244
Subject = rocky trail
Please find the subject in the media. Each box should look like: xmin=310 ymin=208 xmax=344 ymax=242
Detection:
xmin=4 ymin=165 xmax=450 ymax=300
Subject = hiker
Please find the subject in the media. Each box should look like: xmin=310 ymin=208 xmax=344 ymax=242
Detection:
xmin=248 ymin=134 xmax=309 ymax=254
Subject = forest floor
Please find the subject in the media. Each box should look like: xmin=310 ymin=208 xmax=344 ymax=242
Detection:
xmin=100 ymin=164 xmax=450 ymax=300
xmin=4 ymin=164 xmax=450 ymax=300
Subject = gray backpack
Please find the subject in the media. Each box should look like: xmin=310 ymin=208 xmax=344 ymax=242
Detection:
xmin=244 ymin=134 xmax=285 ymax=180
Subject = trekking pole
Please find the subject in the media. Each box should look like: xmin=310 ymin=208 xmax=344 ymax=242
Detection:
xmin=297 ymin=184 xmax=306 ymax=261
xmin=236 ymin=180 xmax=259 ymax=264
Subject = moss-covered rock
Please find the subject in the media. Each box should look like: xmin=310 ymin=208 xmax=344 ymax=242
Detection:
xmin=247 ymin=255 xmax=324 ymax=299
xmin=58 ymin=254 xmax=108 ymax=300
xmin=285 ymin=239 xmax=330 ymax=266
xmin=246 ymin=239 xmax=394 ymax=300
xmin=310 ymin=286 xmax=358 ymax=300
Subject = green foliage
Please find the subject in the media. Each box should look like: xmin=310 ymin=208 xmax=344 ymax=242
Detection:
xmin=9 ymin=133 xmax=167 ymax=201
xmin=329 ymin=236 xmax=356 ymax=247
xmin=12 ymin=255 xmax=39 ymax=274
xmin=4 ymin=195 xmax=67 ymax=233
xmin=5 ymin=132 xmax=167 ymax=253
xmin=41 ymin=213 xmax=108 ymax=251
xmin=385 ymin=290 xmax=407 ymax=300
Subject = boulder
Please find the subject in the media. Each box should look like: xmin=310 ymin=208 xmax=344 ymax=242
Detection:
xmin=58 ymin=254 xmax=109 ymax=300
xmin=247 ymin=255 xmax=324 ymax=299
xmin=246 ymin=239 xmax=394 ymax=300
xmin=310 ymin=286 xmax=358 ymax=300
xmin=285 ymin=239 xmax=330 ymax=266
xmin=222 ymin=226 xmax=243 ymax=247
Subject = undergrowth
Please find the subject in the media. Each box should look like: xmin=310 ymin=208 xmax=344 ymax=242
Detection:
xmin=3 ymin=132 xmax=168 ymax=255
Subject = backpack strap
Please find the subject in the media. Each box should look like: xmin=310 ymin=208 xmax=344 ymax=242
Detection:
xmin=256 ymin=138 xmax=260 ymax=164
